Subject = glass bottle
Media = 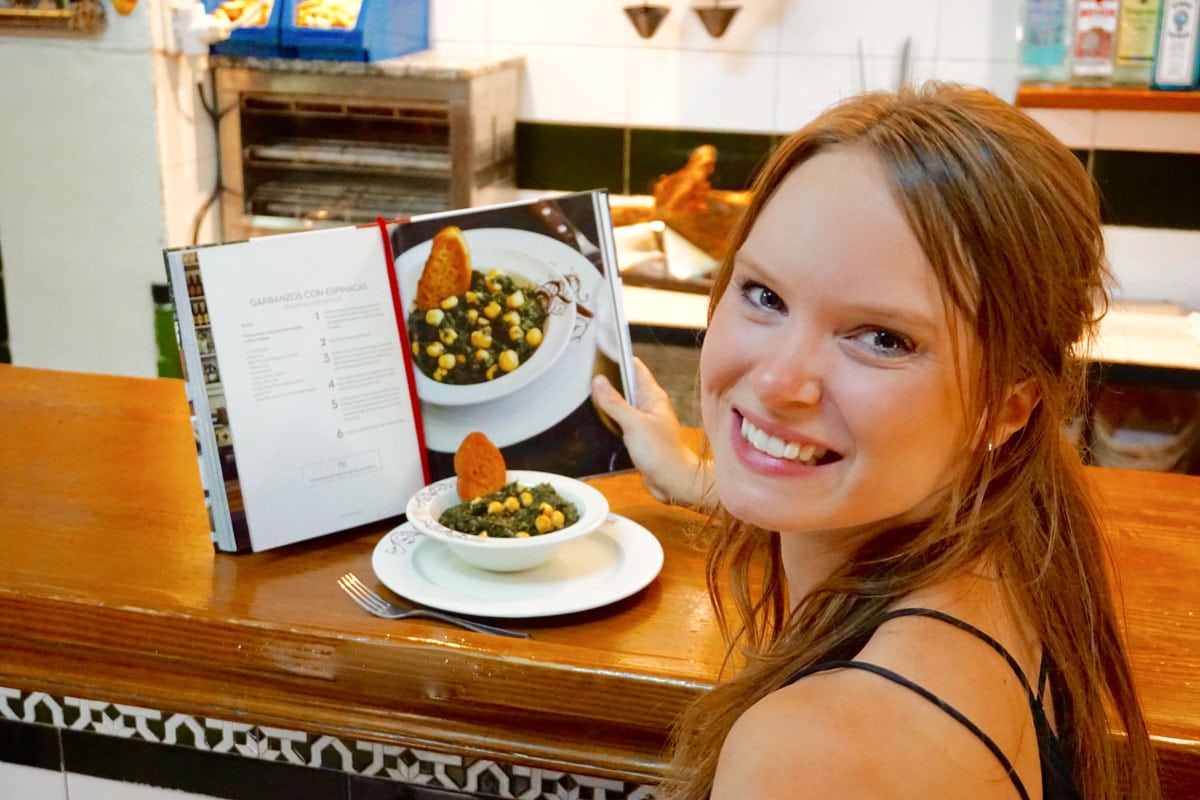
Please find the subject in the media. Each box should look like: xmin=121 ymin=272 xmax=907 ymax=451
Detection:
xmin=1019 ymin=0 xmax=1073 ymax=83
xmin=1114 ymin=0 xmax=1164 ymax=85
xmin=1152 ymin=0 xmax=1200 ymax=89
xmin=1071 ymin=0 xmax=1121 ymax=84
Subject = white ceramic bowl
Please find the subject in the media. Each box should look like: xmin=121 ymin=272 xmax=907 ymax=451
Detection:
xmin=397 ymin=229 xmax=581 ymax=407
xmin=405 ymin=470 xmax=610 ymax=572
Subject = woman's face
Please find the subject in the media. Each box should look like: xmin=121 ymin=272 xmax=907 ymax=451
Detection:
xmin=700 ymin=147 xmax=977 ymax=541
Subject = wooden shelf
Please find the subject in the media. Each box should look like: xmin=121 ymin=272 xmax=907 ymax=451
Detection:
xmin=1017 ymin=84 xmax=1200 ymax=113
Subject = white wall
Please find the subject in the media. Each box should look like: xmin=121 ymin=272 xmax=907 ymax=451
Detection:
xmin=430 ymin=0 xmax=1020 ymax=131
xmin=0 ymin=0 xmax=215 ymax=377
xmin=0 ymin=0 xmax=1193 ymax=377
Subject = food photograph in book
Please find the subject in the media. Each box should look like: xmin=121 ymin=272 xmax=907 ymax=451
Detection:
xmin=390 ymin=191 xmax=635 ymax=481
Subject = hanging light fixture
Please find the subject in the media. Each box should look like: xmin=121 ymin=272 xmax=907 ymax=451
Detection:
xmin=694 ymin=0 xmax=739 ymax=38
xmin=624 ymin=2 xmax=670 ymax=39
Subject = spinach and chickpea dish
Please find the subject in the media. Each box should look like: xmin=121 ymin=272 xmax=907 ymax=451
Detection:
xmin=407 ymin=269 xmax=548 ymax=384
xmin=439 ymin=481 xmax=580 ymax=538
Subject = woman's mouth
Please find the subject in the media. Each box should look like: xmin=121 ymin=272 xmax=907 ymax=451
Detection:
xmin=740 ymin=416 xmax=839 ymax=466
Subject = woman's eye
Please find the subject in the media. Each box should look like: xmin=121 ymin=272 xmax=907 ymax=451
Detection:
xmin=853 ymin=328 xmax=915 ymax=357
xmin=741 ymin=281 xmax=785 ymax=313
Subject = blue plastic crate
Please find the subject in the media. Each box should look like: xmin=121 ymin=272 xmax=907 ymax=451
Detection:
xmin=281 ymin=0 xmax=428 ymax=62
xmin=207 ymin=0 xmax=283 ymax=57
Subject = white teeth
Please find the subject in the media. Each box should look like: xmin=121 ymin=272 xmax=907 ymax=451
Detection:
xmin=740 ymin=417 xmax=828 ymax=465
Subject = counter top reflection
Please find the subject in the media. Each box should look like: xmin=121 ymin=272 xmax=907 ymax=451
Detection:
xmin=1 ymin=364 xmax=1198 ymax=796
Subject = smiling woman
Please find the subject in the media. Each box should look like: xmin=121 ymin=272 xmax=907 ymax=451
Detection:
xmin=592 ymin=82 xmax=1162 ymax=800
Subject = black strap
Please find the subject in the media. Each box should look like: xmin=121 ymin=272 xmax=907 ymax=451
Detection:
xmin=881 ymin=608 xmax=1039 ymax=702
xmin=792 ymin=658 xmax=1031 ymax=800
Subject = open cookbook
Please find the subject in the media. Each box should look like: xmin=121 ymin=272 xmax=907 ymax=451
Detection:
xmin=165 ymin=191 xmax=636 ymax=553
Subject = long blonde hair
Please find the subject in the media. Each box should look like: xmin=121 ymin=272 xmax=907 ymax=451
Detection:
xmin=661 ymin=83 xmax=1159 ymax=800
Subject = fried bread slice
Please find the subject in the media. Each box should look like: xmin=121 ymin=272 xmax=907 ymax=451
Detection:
xmin=416 ymin=226 xmax=472 ymax=310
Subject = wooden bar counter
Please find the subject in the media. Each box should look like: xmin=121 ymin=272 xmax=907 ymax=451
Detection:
xmin=2 ymin=363 xmax=1200 ymax=798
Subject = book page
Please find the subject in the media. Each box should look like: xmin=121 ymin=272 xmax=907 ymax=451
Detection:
xmin=197 ymin=226 xmax=425 ymax=551
xmin=389 ymin=190 xmax=635 ymax=480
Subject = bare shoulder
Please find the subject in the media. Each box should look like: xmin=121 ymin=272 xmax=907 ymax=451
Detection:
xmin=710 ymin=641 xmax=1036 ymax=799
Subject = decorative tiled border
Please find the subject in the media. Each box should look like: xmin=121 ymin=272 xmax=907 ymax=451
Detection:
xmin=0 ymin=685 xmax=657 ymax=799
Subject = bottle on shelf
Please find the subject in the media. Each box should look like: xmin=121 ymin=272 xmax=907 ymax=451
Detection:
xmin=1114 ymin=0 xmax=1165 ymax=85
xmin=1071 ymin=0 xmax=1121 ymax=84
xmin=1151 ymin=0 xmax=1200 ymax=89
xmin=1019 ymin=0 xmax=1073 ymax=83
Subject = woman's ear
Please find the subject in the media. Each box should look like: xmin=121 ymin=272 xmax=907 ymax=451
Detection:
xmin=992 ymin=378 xmax=1041 ymax=447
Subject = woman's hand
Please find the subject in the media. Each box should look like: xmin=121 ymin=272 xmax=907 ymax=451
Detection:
xmin=592 ymin=357 xmax=714 ymax=509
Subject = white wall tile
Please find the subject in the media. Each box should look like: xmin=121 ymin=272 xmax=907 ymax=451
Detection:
xmin=0 ymin=41 xmax=165 ymax=376
xmin=628 ymin=49 xmax=777 ymax=131
xmin=429 ymin=0 xmax=489 ymax=44
xmin=775 ymin=53 xmax=899 ymax=131
xmin=930 ymin=58 xmax=1019 ymax=101
xmin=0 ymin=762 xmax=66 ymax=800
xmin=1104 ymin=226 xmax=1200 ymax=309
xmin=936 ymin=0 xmax=1019 ymax=62
xmin=777 ymin=0 xmax=940 ymax=57
xmin=1093 ymin=110 xmax=1200 ymax=154
xmin=516 ymin=43 xmax=630 ymax=125
xmin=488 ymin=0 xmax=635 ymax=47
xmin=1020 ymin=107 xmax=1096 ymax=149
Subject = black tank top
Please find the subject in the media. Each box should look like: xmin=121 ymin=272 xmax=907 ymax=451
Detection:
xmin=783 ymin=608 xmax=1081 ymax=800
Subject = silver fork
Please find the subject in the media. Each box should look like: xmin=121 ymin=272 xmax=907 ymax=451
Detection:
xmin=337 ymin=573 xmax=531 ymax=639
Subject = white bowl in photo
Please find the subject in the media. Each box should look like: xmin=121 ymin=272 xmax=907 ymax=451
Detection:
xmin=405 ymin=470 xmax=609 ymax=572
xmin=397 ymin=229 xmax=582 ymax=407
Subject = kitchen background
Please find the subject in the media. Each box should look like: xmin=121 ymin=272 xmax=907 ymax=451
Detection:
xmin=0 ymin=0 xmax=1197 ymax=379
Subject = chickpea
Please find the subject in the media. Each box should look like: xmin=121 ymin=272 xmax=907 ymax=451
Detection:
xmin=508 ymin=325 xmax=523 ymax=341
xmin=551 ymin=509 xmax=565 ymax=528
xmin=503 ymin=496 xmax=520 ymax=512
xmin=433 ymin=367 xmax=446 ymax=381
xmin=456 ymin=354 xmax=465 ymax=364
xmin=438 ymin=354 xmax=456 ymax=370
xmin=501 ymin=310 xmax=520 ymax=326
xmin=483 ymin=301 xmax=502 ymax=320
xmin=467 ymin=309 xmax=479 ymax=323
xmin=465 ymin=291 xmax=479 ymax=305
xmin=535 ymin=514 xmax=553 ymax=533
xmin=424 ymin=308 xmax=445 ymax=326
xmin=425 ymin=342 xmax=444 ymax=358
xmin=506 ymin=289 xmax=525 ymax=309
xmin=498 ymin=349 xmax=519 ymax=372
xmin=486 ymin=364 xmax=499 ymax=380
xmin=411 ymin=341 xmax=419 ymax=355
xmin=474 ymin=349 xmax=492 ymax=363
xmin=519 ymin=491 xmax=533 ymax=507
xmin=487 ymin=500 xmax=505 ymax=515
xmin=439 ymin=296 xmax=459 ymax=310
xmin=439 ymin=328 xmax=458 ymax=345
xmin=516 ymin=531 xmax=530 ymax=538
xmin=470 ymin=330 xmax=493 ymax=349
xmin=525 ymin=327 xmax=543 ymax=347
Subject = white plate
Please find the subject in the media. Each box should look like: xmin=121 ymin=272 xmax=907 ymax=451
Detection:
xmin=396 ymin=228 xmax=583 ymax=407
xmin=371 ymin=514 xmax=664 ymax=618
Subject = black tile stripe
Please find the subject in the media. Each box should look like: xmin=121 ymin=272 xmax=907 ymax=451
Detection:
xmin=0 ymin=719 xmax=61 ymax=771
xmin=1091 ymin=149 xmax=1200 ymax=230
xmin=349 ymin=774 xmax=481 ymax=799
xmin=62 ymin=729 xmax=348 ymax=800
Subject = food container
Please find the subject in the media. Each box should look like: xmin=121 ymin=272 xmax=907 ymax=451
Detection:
xmin=281 ymin=0 xmax=428 ymax=62
xmin=405 ymin=471 xmax=609 ymax=572
xmin=206 ymin=0 xmax=284 ymax=58
xmin=1090 ymin=385 xmax=1199 ymax=473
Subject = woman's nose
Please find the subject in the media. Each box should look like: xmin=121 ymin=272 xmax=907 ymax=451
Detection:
xmin=748 ymin=334 xmax=824 ymax=407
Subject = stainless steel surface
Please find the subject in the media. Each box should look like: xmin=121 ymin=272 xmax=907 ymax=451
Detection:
xmin=336 ymin=572 xmax=533 ymax=639
xmin=215 ymin=55 xmax=520 ymax=241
